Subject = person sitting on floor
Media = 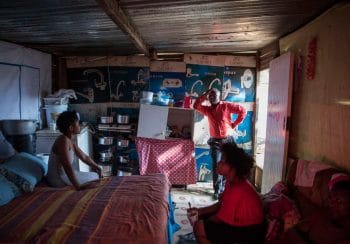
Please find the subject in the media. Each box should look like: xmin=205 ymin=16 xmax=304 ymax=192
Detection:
xmin=281 ymin=179 xmax=350 ymax=243
xmin=188 ymin=142 xmax=266 ymax=244
xmin=47 ymin=111 xmax=102 ymax=190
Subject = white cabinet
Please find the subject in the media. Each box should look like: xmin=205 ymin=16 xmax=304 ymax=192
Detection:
xmin=35 ymin=126 xmax=93 ymax=172
xmin=137 ymin=104 xmax=169 ymax=139
xmin=137 ymin=104 xmax=194 ymax=140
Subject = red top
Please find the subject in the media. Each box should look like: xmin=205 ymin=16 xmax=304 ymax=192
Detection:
xmin=193 ymin=95 xmax=247 ymax=138
xmin=216 ymin=180 xmax=264 ymax=226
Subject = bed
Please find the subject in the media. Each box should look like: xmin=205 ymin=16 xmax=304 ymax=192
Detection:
xmin=0 ymin=173 xmax=171 ymax=243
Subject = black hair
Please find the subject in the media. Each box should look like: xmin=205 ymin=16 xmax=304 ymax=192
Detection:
xmin=56 ymin=110 xmax=79 ymax=134
xmin=220 ymin=142 xmax=255 ymax=179
xmin=209 ymin=88 xmax=221 ymax=97
xmin=332 ymin=180 xmax=350 ymax=195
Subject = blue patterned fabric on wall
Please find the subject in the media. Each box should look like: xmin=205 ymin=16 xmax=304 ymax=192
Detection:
xmin=223 ymin=66 xmax=256 ymax=102
xmin=149 ymin=71 xmax=186 ymax=102
xmin=109 ymin=66 xmax=150 ymax=103
xmin=68 ymin=67 xmax=110 ymax=104
xmin=185 ymin=64 xmax=224 ymax=99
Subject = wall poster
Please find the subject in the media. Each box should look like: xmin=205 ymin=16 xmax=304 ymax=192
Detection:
xmin=223 ymin=66 xmax=256 ymax=102
xmin=232 ymin=110 xmax=254 ymax=154
xmin=149 ymin=72 xmax=186 ymax=102
xmin=109 ymin=66 xmax=150 ymax=103
xmin=185 ymin=64 xmax=224 ymax=99
xmin=68 ymin=67 xmax=109 ymax=104
xmin=195 ymin=147 xmax=212 ymax=182
xmin=68 ymin=66 xmax=150 ymax=103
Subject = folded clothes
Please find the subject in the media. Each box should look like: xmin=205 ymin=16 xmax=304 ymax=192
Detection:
xmin=48 ymin=89 xmax=77 ymax=100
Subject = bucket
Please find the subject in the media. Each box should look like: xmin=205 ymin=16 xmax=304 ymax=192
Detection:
xmin=142 ymin=91 xmax=153 ymax=100
xmin=43 ymin=104 xmax=68 ymax=128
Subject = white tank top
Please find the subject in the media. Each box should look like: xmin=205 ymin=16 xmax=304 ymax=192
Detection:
xmin=47 ymin=148 xmax=74 ymax=187
xmin=47 ymin=147 xmax=99 ymax=187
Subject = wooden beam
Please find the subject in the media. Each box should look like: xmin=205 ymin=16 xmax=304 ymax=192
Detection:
xmin=96 ymin=0 xmax=151 ymax=56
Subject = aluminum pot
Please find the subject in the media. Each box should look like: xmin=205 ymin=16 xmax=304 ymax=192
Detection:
xmin=99 ymin=156 xmax=113 ymax=162
xmin=98 ymin=164 xmax=113 ymax=177
xmin=99 ymin=116 xmax=113 ymax=124
xmin=117 ymin=139 xmax=129 ymax=147
xmin=0 ymin=120 xmax=38 ymax=135
xmin=116 ymin=114 xmax=130 ymax=124
xmin=98 ymin=136 xmax=114 ymax=145
xmin=99 ymin=151 xmax=113 ymax=159
xmin=117 ymin=170 xmax=132 ymax=176
xmin=116 ymin=155 xmax=129 ymax=164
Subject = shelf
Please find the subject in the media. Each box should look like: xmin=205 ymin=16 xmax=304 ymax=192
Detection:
xmin=97 ymin=128 xmax=134 ymax=133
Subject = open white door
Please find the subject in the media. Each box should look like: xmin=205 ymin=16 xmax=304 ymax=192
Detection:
xmin=261 ymin=52 xmax=294 ymax=194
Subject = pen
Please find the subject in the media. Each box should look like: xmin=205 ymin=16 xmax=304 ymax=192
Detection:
xmin=188 ymin=202 xmax=191 ymax=209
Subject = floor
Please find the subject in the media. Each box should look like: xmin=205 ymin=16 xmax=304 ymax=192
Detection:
xmin=171 ymin=182 xmax=216 ymax=244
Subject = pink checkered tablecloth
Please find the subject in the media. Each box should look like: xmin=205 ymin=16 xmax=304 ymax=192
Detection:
xmin=136 ymin=137 xmax=196 ymax=185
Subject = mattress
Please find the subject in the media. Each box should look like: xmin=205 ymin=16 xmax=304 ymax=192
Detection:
xmin=0 ymin=174 xmax=170 ymax=244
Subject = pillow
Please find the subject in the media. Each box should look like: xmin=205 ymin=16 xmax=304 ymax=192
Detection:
xmin=0 ymin=152 xmax=47 ymax=192
xmin=0 ymin=131 xmax=16 ymax=162
xmin=0 ymin=174 xmax=21 ymax=206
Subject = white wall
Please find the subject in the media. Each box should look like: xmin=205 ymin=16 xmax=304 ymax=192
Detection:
xmin=280 ymin=2 xmax=350 ymax=171
xmin=0 ymin=41 xmax=51 ymax=126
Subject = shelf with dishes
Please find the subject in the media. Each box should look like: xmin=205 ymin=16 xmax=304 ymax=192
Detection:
xmin=93 ymin=114 xmax=138 ymax=176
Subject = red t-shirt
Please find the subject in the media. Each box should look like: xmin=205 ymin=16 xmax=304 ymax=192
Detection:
xmin=216 ymin=179 xmax=264 ymax=226
xmin=193 ymin=95 xmax=246 ymax=138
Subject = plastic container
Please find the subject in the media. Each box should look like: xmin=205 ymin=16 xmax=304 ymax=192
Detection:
xmin=140 ymin=97 xmax=152 ymax=104
xmin=142 ymin=91 xmax=153 ymax=100
xmin=43 ymin=104 xmax=68 ymax=128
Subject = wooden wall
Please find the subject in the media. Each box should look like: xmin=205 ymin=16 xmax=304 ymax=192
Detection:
xmin=279 ymin=2 xmax=350 ymax=171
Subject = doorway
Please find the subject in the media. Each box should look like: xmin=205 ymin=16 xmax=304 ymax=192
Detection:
xmin=254 ymin=69 xmax=269 ymax=191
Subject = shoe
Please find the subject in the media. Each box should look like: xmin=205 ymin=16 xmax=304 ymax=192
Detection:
xmin=178 ymin=232 xmax=196 ymax=242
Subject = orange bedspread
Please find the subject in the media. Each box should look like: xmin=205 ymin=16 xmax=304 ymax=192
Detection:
xmin=0 ymin=174 xmax=170 ymax=244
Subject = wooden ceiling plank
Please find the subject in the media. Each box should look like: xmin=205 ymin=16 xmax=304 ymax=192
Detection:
xmin=96 ymin=0 xmax=151 ymax=56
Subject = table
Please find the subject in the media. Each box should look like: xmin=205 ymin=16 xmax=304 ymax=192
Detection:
xmin=136 ymin=137 xmax=196 ymax=185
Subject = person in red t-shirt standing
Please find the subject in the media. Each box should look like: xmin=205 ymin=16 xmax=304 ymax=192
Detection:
xmin=188 ymin=142 xmax=266 ymax=243
xmin=193 ymin=88 xmax=246 ymax=199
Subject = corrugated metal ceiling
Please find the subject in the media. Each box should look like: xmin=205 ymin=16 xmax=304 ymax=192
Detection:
xmin=0 ymin=0 xmax=338 ymax=57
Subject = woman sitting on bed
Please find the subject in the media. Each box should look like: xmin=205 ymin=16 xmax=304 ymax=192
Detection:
xmin=47 ymin=111 xmax=102 ymax=190
xmin=188 ymin=142 xmax=266 ymax=244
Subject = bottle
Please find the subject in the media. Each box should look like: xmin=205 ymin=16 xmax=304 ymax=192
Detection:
xmin=183 ymin=93 xmax=191 ymax=108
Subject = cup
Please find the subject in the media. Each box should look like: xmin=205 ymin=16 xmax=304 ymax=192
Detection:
xmin=49 ymin=122 xmax=56 ymax=131
xmin=187 ymin=209 xmax=198 ymax=226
